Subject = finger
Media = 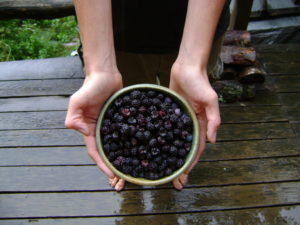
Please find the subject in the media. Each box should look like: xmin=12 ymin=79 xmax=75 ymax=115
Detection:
xmin=115 ymin=179 xmax=125 ymax=192
xmin=204 ymin=94 xmax=221 ymax=143
xmin=184 ymin=112 xmax=207 ymax=175
xmin=84 ymin=135 xmax=115 ymax=179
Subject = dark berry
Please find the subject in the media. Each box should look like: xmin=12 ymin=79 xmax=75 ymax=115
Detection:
xmin=169 ymin=146 xmax=178 ymax=156
xmin=186 ymin=134 xmax=193 ymax=142
xmin=102 ymin=119 xmax=111 ymax=127
xmin=178 ymin=148 xmax=187 ymax=158
xmin=142 ymin=98 xmax=152 ymax=107
xmin=132 ymin=99 xmax=141 ymax=108
xmin=112 ymin=131 xmax=120 ymax=141
xmin=166 ymin=131 xmax=174 ymax=141
xmin=129 ymin=107 xmax=137 ymax=116
xmin=103 ymin=143 xmax=110 ymax=152
xmin=152 ymin=98 xmax=161 ymax=107
xmin=149 ymin=138 xmax=158 ymax=147
xmin=146 ymin=122 xmax=155 ymax=131
xmin=110 ymin=142 xmax=119 ymax=151
xmin=114 ymin=98 xmax=123 ymax=107
xmin=132 ymin=158 xmax=139 ymax=166
xmin=165 ymin=168 xmax=173 ymax=176
xmin=122 ymin=164 xmax=132 ymax=174
xmin=148 ymin=162 xmax=158 ymax=172
xmin=176 ymin=159 xmax=185 ymax=169
xmin=162 ymin=144 xmax=170 ymax=153
xmin=122 ymin=95 xmax=131 ymax=105
xmin=174 ymin=139 xmax=184 ymax=148
xmin=130 ymin=90 xmax=141 ymax=99
xmin=130 ymin=147 xmax=138 ymax=156
xmin=151 ymin=148 xmax=160 ymax=157
xmin=154 ymin=120 xmax=163 ymax=129
xmin=130 ymin=137 xmax=138 ymax=146
xmin=138 ymin=105 xmax=147 ymax=113
xmin=167 ymin=156 xmax=177 ymax=165
xmin=150 ymin=110 xmax=159 ymax=120
xmin=181 ymin=114 xmax=192 ymax=126
xmin=144 ymin=130 xmax=152 ymax=140
xmin=157 ymin=136 xmax=166 ymax=145
xmin=164 ymin=120 xmax=172 ymax=130
xmin=108 ymin=152 xmax=115 ymax=161
xmin=154 ymin=156 xmax=163 ymax=164
xmin=135 ymin=130 xmax=144 ymax=141
xmin=120 ymin=124 xmax=130 ymax=135
xmin=157 ymin=93 xmax=164 ymax=100
xmin=174 ymin=108 xmax=182 ymax=116
xmin=147 ymin=90 xmax=156 ymax=98
xmin=103 ymin=134 xmax=112 ymax=143
xmin=127 ymin=117 xmax=137 ymax=125
xmin=123 ymin=149 xmax=131 ymax=157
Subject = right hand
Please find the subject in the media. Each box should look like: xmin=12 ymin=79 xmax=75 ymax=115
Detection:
xmin=65 ymin=71 xmax=126 ymax=191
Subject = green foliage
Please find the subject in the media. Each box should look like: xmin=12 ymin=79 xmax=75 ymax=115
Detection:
xmin=0 ymin=16 xmax=79 ymax=61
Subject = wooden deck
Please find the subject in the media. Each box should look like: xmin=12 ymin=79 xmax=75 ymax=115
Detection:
xmin=0 ymin=44 xmax=300 ymax=224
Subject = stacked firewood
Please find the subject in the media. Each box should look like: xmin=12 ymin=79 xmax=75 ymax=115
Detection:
xmin=212 ymin=30 xmax=266 ymax=103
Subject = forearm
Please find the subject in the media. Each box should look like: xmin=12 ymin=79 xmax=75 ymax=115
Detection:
xmin=176 ymin=0 xmax=226 ymax=73
xmin=73 ymin=0 xmax=118 ymax=75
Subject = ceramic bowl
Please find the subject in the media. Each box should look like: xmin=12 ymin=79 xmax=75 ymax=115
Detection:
xmin=96 ymin=84 xmax=199 ymax=186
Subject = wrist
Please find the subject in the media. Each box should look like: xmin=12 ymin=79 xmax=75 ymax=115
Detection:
xmin=172 ymin=59 xmax=208 ymax=80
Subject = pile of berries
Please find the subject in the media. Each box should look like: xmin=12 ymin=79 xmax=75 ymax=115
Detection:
xmin=100 ymin=89 xmax=193 ymax=180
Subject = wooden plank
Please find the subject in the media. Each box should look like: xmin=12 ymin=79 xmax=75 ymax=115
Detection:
xmin=271 ymin=75 xmax=300 ymax=93
xmin=0 ymin=111 xmax=66 ymax=130
xmin=283 ymin=107 xmax=300 ymax=123
xmin=0 ymin=129 xmax=83 ymax=147
xmin=1 ymin=182 xmax=299 ymax=218
xmin=1 ymin=139 xmax=299 ymax=166
xmin=278 ymin=93 xmax=300 ymax=107
xmin=0 ymin=91 xmax=280 ymax=114
xmin=256 ymin=44 xmax=300 ymax=53
xmin=0 ymin=0 xmax=74 ymax=19
xmin=0 ymin=122 xmax=294 ymax=147
xmin=257 ymin=52 xmax=300 ymax=64
xmin=0 ymin=147 xmax=89 ymax=166
xmin=205 ymin=139 xmax=300 ymax=161
xmin=0 ymin=79 xmax=83 ymax=97
xmin=263 ymin=63 xmax=300 ymax=75
xmin=1 ymin=157 xmax=300 ymax=192
xmin=292 ymin=124 xmax=300 ymax=139
xmin=220 ymin=90 xmax=280 ymax=107
xmin=2 ymin=205 xmax=300 ymax=225
xmin=220 ymin=105 xmax=287 ymax=123
xmin=0 ymin=105 xmax=287 ymax=131
xmin=0 ymin=96 xmax=69 ymax=112
xmin=0 ymin=57 xmax=84 ymax=81
xmin=217 ymin=122 xmax=295 ymax=141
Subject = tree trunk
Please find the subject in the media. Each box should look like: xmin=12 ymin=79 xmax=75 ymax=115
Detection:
xmin=223 ymin=30 xmax=251 ymax=46
xmin=221 ymin=46 xmax=256 ymax=66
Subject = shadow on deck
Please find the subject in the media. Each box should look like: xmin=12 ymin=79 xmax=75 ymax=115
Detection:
xmin=0 ymin=43 xmax=300 ymax=225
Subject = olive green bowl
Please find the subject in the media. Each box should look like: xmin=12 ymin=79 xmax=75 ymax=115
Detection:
xmin=96 ymin=84 xmax=199 ymax=186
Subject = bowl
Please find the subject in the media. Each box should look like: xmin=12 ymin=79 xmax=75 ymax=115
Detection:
xmin=96 ymin=84 xmax=199 ymax=186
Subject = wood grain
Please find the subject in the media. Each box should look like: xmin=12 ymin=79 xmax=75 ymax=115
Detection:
xmin=0 ymin=79 xmax=83 ymax=97
xmin=0 ymin=57 xmax=84 ymax=81
xmin=1 ymin=157 xmax=300 ymax=192
xmin=0 ymin=96 xmax=69 ymax=112
xmin=1 ymin=182 xmax=299 ymax=218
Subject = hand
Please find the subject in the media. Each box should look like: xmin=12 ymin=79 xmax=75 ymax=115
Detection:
xmin=169 ymin=63 xmax=221 ymax=190
xmin=65 ymin=71 xmax=126 ymax=191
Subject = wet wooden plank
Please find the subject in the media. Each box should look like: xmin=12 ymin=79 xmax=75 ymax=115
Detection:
xmin=0 ymin=147 xmax=89 ymax=166
xmin=0 ymin=96 xmax=69 ymax=112
xmin=217 ymin=122 xmax=294 ymax=141
xmin=1 ymin=182 xmax=299 ymax=218
xmin=0 ymin=122 xmax=294 ymax=147
xmin=283 ymin=107 xmax=300 ymax=123
xmin=0 ymin=56 xmax=84 ymax=81
xmin=0 ymin=79 xmax=82 ymax=97
xmin=1 ymin=139 xmax=299 ymax=166
xmin=0 ymin=105 xmax=287 ymax=131
xmin=220 ymin=105 xmax=287 ymax=123
xmin=205 ymin=139 xmax=300 ymax=161
xmin=292 ymin=124 xmax=300 ymax=139
xmin=256 ymin=44 xmax=300 ymax=53
xmin=278 ymin=93 xmax=300 ymax=106
xmin=263 ymin=63 xmax=300 ymax=75
xmin=220 ymin=90 xmax=280 ymax=107
xmin=2 ymin=205 xmax=300 ymax=225
xmin=257 ymin=52 xmax=300 ymax=64
xmin=271 ymin=75 xmax=300 ymax=93
xmin=1 ymin=157 xmax=300 ymax=192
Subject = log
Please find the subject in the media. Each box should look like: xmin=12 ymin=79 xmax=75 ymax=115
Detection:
xmin=223 ymin=30 xmax=251 ymax=46
xmin=220 ymin=66 xmax=238 ymax=80
xmin=220 ymin=46 xmax=256 ymax=66
xmin=238 ymin=66 xmax=266 ymax=84
xmin=0 ymin=0 xmax=75 ymax=19
xmin=212 ymin=80 xmax=243 ymax=103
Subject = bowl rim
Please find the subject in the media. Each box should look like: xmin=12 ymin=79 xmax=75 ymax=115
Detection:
xmin=96 ymin=83 xmax=199 ymax=186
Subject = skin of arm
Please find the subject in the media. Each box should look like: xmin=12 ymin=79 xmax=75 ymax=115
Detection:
xmin=170 ymin=0 xmax=225 ymax=189
xmin=65 ymin=0 xmax=124 ymax=190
